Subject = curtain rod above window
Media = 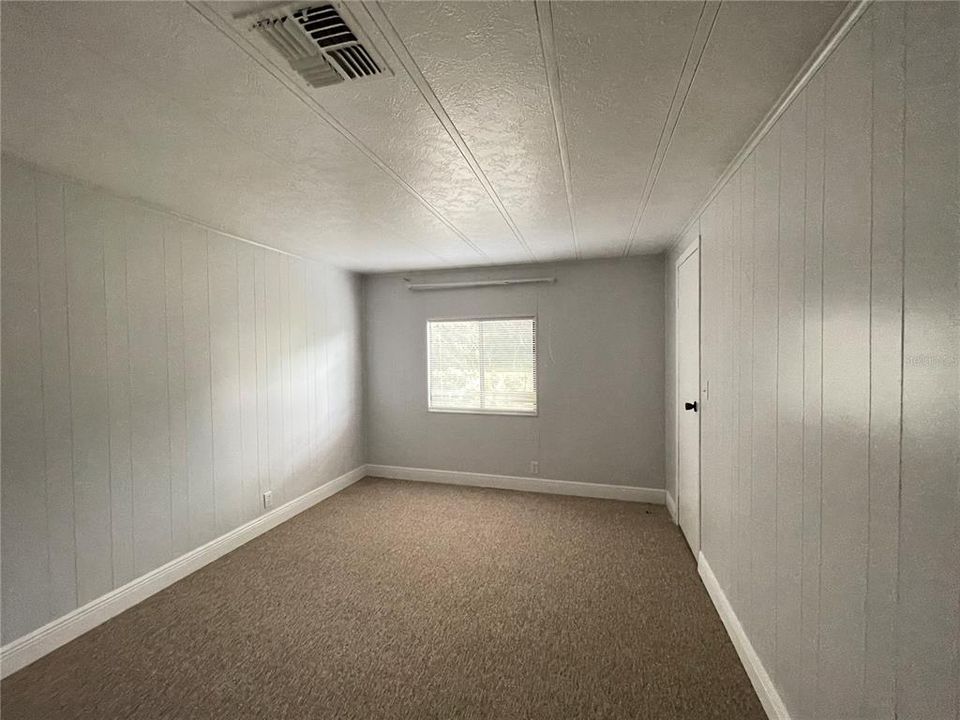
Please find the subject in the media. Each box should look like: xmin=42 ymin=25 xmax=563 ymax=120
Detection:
xmin=405 ymin=277 xmax=556 ymax=291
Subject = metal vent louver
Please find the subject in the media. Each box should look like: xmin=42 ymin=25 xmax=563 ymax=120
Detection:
xmin=249 ymin=4 xmax=388 ymax=88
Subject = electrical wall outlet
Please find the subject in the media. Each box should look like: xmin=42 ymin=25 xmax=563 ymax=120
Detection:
xmin=262 ymin=491 xmax=273 ymax=509
xmin=530 ymin=461 xmax=539 ymax=475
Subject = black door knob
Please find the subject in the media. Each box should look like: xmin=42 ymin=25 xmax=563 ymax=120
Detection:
xmin=684 ymin=401 xmax=698 ymax=412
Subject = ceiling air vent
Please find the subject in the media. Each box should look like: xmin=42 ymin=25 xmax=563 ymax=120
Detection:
xmin=247 ymin=3 xmax=389 ymax=89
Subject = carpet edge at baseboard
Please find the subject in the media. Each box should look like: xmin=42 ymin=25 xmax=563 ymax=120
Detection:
xmin=697 ymin=552 xmax=789 ymax=720
xmin=0 ymin=465 xmax=367 ymax=679
xmin=366 ymin=464 xmax=666 ymax=505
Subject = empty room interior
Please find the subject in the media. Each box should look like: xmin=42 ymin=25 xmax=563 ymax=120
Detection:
xmin=1 ymin=1 xmax=958 ymax=718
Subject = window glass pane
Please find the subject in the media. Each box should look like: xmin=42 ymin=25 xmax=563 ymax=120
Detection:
xmin=481 ymin=319 xmax=536 ymax=412
xmin=428 ymin=321 xmax=481 ymax=410
xmin=427 ymin=318 xmax=536 ymax=414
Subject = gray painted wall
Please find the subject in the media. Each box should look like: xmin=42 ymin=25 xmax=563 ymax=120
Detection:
xmin=1 ymin=155 xmax=365 ymax=644
xmin=364 ymin=257 xmax=665 ymax=489
xmin=665 ymin=3 xmax=959 ymax=717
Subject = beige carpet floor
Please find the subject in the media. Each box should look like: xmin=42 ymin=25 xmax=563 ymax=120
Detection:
xmin=1 ymin=477 xmax=764 ymax=719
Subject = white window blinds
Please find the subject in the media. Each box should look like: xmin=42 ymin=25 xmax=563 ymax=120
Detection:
xmin=427 ymin=318 xmax=537 ymax=414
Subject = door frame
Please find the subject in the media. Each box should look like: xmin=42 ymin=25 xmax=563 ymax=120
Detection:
xmin=674 ymin=237 xmax=700 ymax=547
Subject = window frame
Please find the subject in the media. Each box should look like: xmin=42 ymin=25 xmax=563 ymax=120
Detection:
xmin=425 ymin=314 xmax=539 ymax=417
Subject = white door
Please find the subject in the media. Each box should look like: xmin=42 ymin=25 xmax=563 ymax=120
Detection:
xmin=677 ymin=246 xmax=700 ymax=554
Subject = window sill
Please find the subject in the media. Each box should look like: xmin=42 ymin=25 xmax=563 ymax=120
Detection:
xmin=427 ymin=408 xmax=538 ymax=417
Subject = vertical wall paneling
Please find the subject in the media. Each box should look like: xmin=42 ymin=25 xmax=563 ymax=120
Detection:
xmin=712 ymin=182 xmax=733 ymax=592
xmin=799 ymin=70 xmax=826 ymax=720
xmin=280 ymin=257 xmax=293 ymax=502
xmin=820 ymin=20 xmax=873 ymax=717
xmin=35 ymin=171 xmax=78 ymax=619
xmin=715 ymin=175 xmax=737 ymax=605
xmin=308 ymin=266 xmax=321 ymax=480
xmin=718 ymin=180 xmax=736 ymax=594
xmin=327 ymin=268 xmax=342 ymax=474
xmin=181 ymin=230 xmax=217 ymax=546
xmin=316 ymin=271 xmax=328 ymax=480
xmin=1 ymin=156 xmax=364 ymax=645
xmin=207 ymin=233 xmax=243 ymax=535
xmin=315 ymin=266 xmax=331 ymax=480
xmin=163 ymin=221 xmax=190 ymax=557
xmin=126 ymin=206 xmax=173 ymax=576
xmin=237 ymin=244 xmax=260 ymax=523
xmin=253 ymin=249 xmax=271 ymax=505
xmin=726 ymin=179 xmax=737 ymax=598
xmin=288 ymin=261 xmax=308 ymax=498
xmin=64 ymin=184 xmax=114 ymax=606
xmin=898 ymin=2 xmax=960 ymax=717
xmin=103 ymin=199 xmax=135 ymax=587
xmin=700 ymin=201 xmax=719 ymax=566
xmin=727 ymin=172 xmax=741 ymax=611
xmin=0 ymin=161 xmax=50 ymax=641
xmin=301 ymin=267 xmax=316 ymax=496
xmin=326 ymin=267 xmax=344 ymax=476
xmin=666 ymin=4 xmax=959 ymax=717
xmin=737 ymin=155 xmax=756 ymax=640
xmin=263 ymin=251 xmax=285 ymax=504
xmin=750 ymin=125 xmax=780 ymax=668
xmin=864 ymin=4 xmax=905 ymax=717
xmin=316 ymin=270 xmax=329 ymax=480
xmin=301 ymin=263 xmax=314 ymax=492
xmin=775 ymin=93 xmax=805 ymax=713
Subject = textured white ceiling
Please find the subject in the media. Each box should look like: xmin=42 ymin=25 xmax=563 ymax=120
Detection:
xmin=0 ymin=1 xmax=845 ymax=271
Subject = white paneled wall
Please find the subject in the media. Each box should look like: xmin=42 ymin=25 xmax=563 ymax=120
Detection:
xmin=1 ymin=155 xmax=364 ymax=644
xmin=666 ymin=3 xmax=958 ymax=718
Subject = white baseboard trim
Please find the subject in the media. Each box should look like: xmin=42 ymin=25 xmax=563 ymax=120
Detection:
xmin=665 ymin=492 xmax=677 ymax=522
xmin=698 ymin=552 xmax=789 ymax=720
xmin=0 ymin=464 xmax=366 ymax=679
xmin=366 ymin=464 xmax=665 ymax=505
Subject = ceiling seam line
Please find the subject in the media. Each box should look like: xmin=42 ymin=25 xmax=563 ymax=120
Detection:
xmin=187 ymin=1 xmax=480 ymax=264
xmin=626 ymin=2 xmax=720 ymax=253
xmin=534 ymin=0 xmax=581 ymax=260
xmin=620 ymin=0 xmax=708 ymax=257
xmin=190 ymin=0 xmax=468 ymax=263
xmin=361 ymin=1 xmax=538 ymax=263
xmin=621 ymin=1 xmax=719 ymax=257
